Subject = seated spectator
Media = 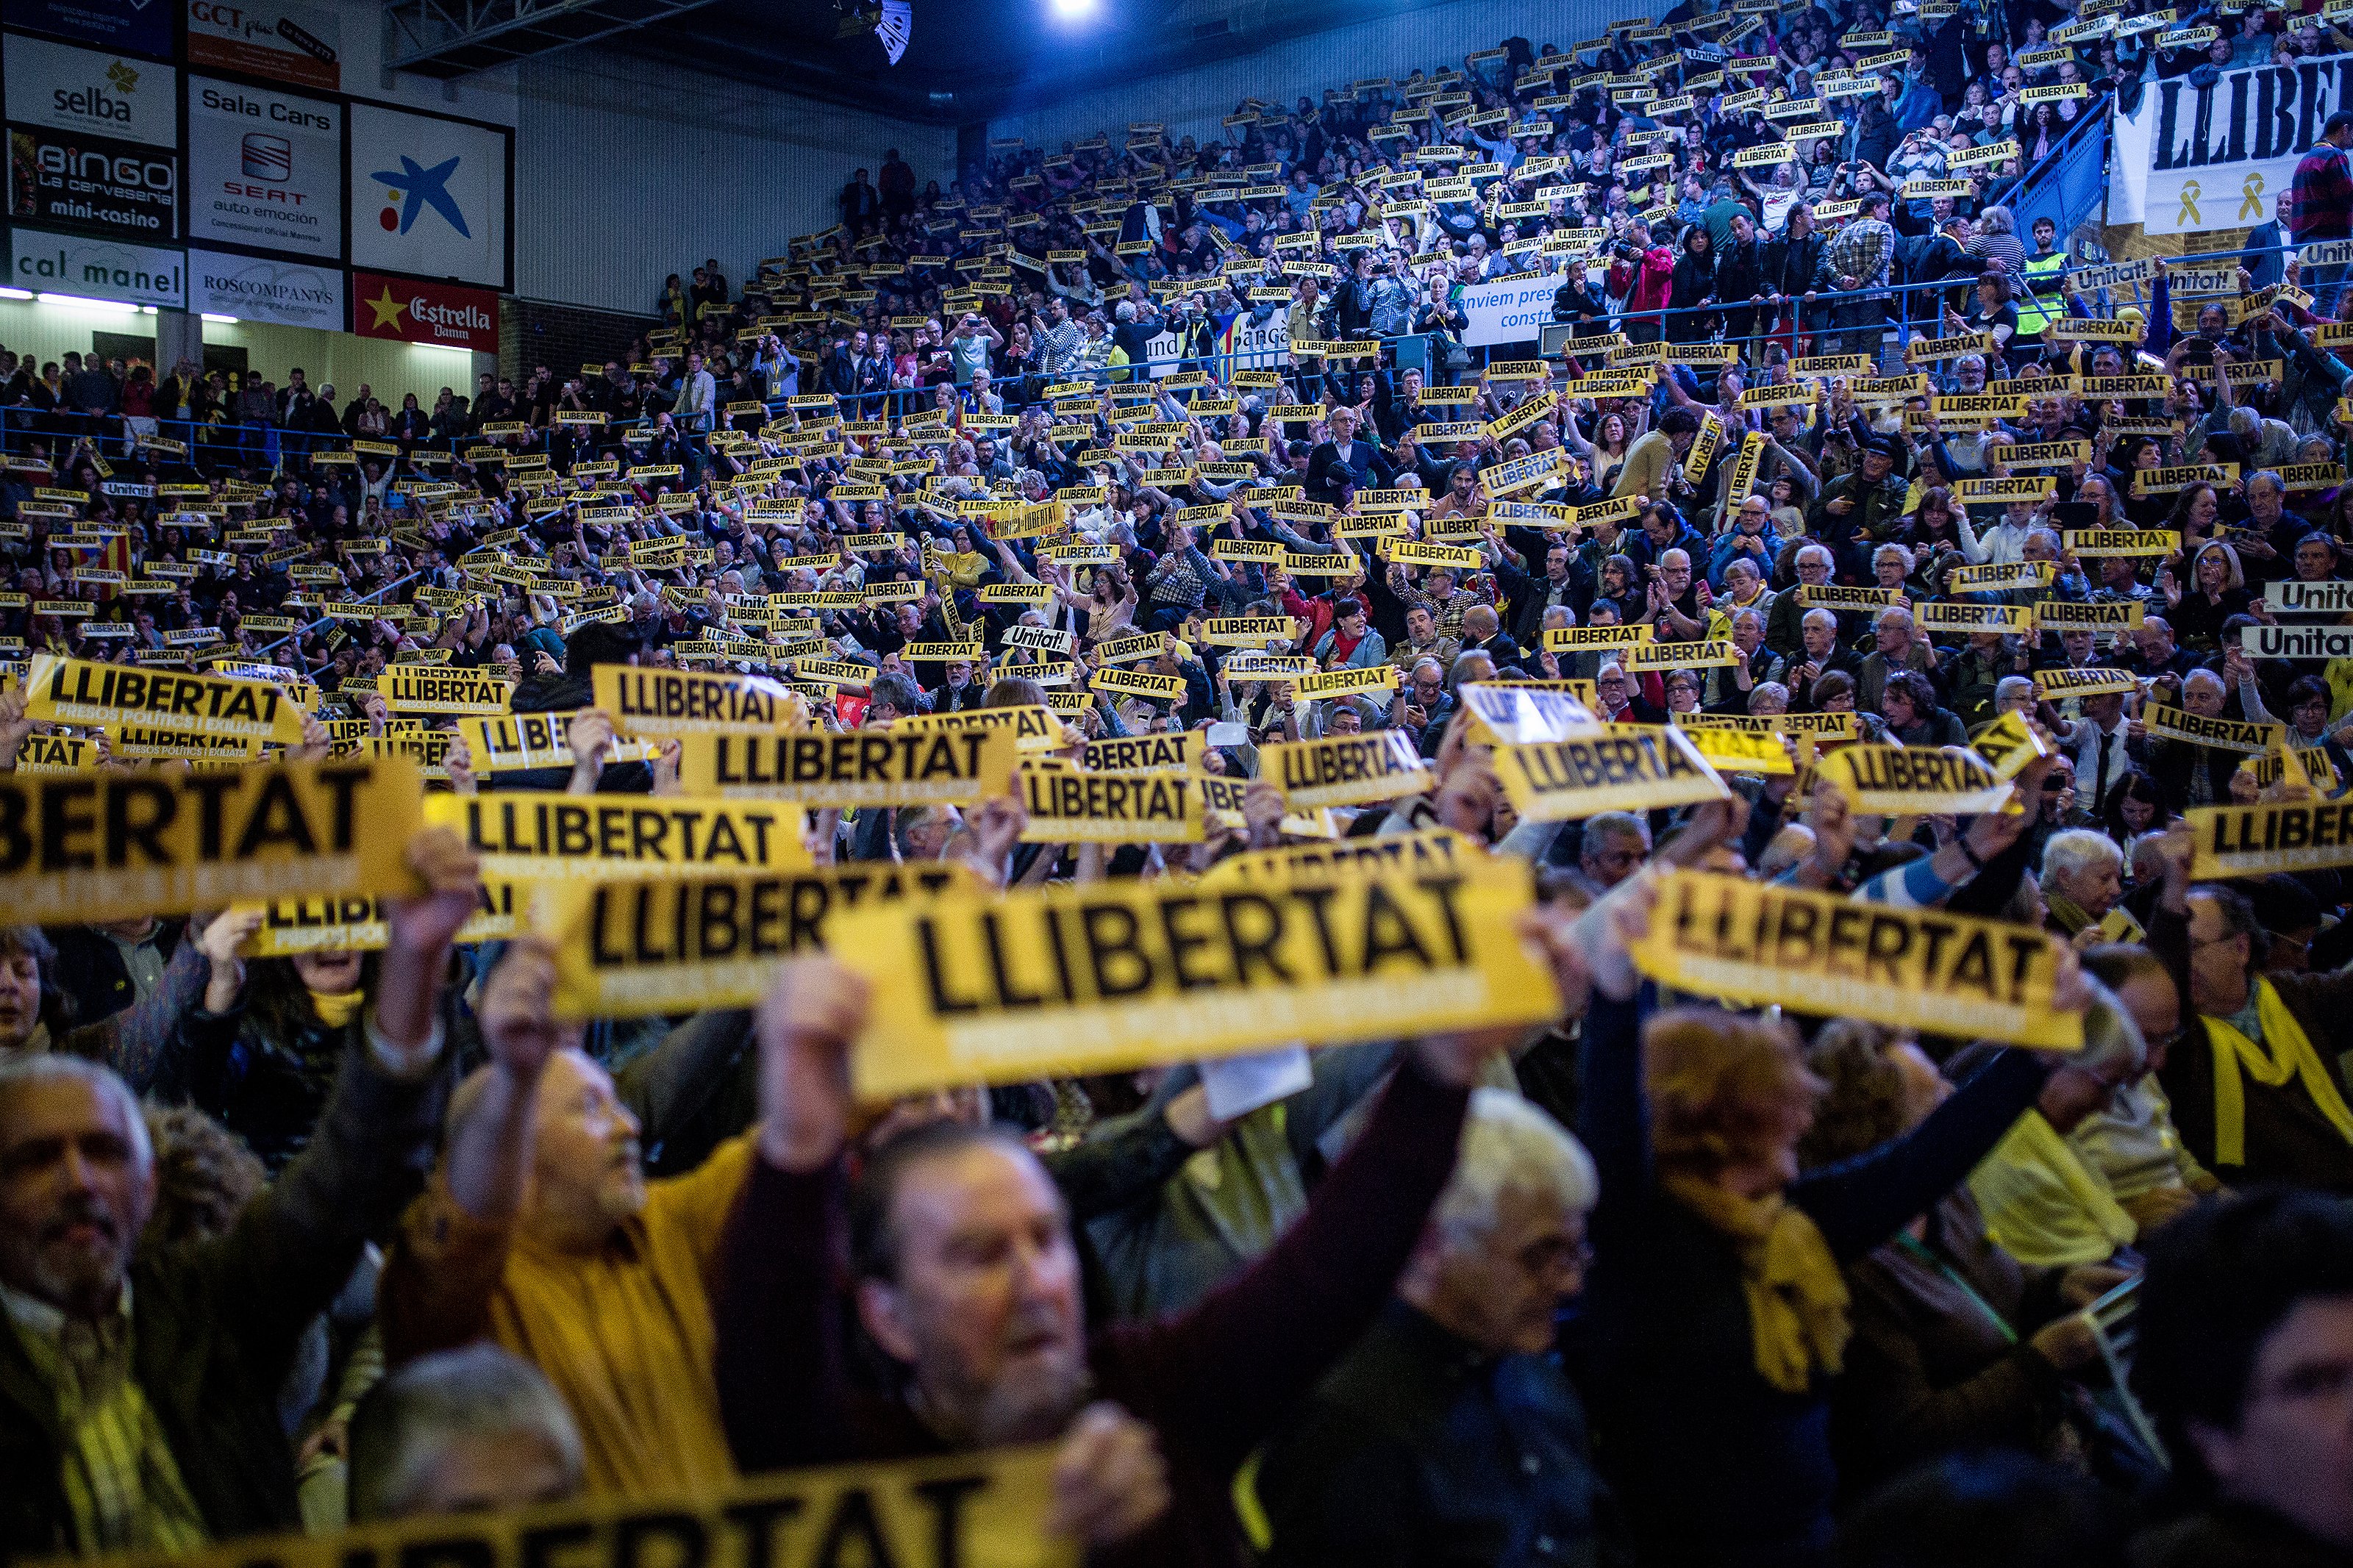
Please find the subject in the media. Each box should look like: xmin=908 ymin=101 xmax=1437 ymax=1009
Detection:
xmin=346 ymin=1345 xmax=585 ymax=1521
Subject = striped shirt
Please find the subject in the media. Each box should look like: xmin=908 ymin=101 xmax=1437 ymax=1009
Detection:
xmin=1 ymin=1284 xmax=209 ymax=1555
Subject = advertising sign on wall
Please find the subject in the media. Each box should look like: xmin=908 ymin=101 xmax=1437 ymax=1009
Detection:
xmin=8 ymin=123 xmax=176 ymax=237
xmin=3 ymin=0 xmax=171 ymax=57
xmin=11 ymin=223 xmax=182 ymax=304
xmin=2 ymin=34 xmax=176 ymax=146
xmin=185 ymin=0 xmax=339 ymax=90
xmin=183 ymin=75 xmax=338 ymax=259
xmin=350 ymin=268 xmax=497 ymax=353
xmin=188 ymin=246 xmax=340 ymax=328
xmin=346 ymin=102 xmax=508 ymax=289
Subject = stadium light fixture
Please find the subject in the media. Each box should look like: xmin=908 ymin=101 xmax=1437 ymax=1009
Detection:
xmin=1050 ymin=0 xmax=1097 ymax=19
xmin=37 ymin=293 xmax=135 ymax=314
xmin=201 ymin=313 xmax=239 ymax=324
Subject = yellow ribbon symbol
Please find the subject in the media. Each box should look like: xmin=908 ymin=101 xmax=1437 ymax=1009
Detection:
xmin=2240 ymin=171 xmax=2267 ymax=221
xmin=2179 ymin=180 xmax=2203 ymax=226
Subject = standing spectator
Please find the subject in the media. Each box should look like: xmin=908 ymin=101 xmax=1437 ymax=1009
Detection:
xmin=2290 ymin=110 xmax=2353 ymax=316
xmin=878 ymin=148 xmax=916 ymax=218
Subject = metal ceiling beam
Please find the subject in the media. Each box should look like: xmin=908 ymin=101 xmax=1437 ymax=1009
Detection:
xmin=386 ymin=0 xmax=730 ymax=76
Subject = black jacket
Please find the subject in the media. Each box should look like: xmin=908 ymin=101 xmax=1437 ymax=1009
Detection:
xmin=1761 ymin=229 xmax=1829 ymax=299
xmin=49 ymin=920 xmax=185 ymax=1028
xmin=0 ymin=1034 xmax=449 ymax=1561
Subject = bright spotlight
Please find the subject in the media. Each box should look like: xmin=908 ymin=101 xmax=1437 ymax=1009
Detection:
xmin=1050 ymin=0 xmax=1096 ymax=18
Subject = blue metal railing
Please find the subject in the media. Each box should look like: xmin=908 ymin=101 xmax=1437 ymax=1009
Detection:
xmin=2010 ymin=106 xmax=2113 ymax=246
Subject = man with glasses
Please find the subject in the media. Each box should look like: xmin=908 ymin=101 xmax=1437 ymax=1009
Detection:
xmin=1249 ymin=1093 xmax=1618 ymax=1568
xmin=2145 ymin=831 xmax=2353 ymax=1191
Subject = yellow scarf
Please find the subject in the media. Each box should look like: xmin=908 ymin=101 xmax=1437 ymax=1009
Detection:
xmin=2205 ymin=978 xmax=2353 ymax=1167
xmin=1968 ymin=1110 xmax=2138 ymax=1268
xmin=308 ymin=988 xmax=365 ymax=1030
xmin=1665 ymin=1174 xmax=1850 ymax=1394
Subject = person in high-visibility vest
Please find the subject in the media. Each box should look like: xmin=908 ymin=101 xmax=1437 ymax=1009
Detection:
xmin=2015 ymin=215 xmax=2069 ymax=358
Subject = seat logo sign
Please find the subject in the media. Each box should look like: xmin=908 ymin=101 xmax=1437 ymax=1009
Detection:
xmin=371 ymin=153 xmax=468 ymax=236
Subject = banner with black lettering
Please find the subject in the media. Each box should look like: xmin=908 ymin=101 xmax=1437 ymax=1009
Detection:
xmin=69 ymin=1444 xmax=1073 ymax=1568
xmin=831 ymin=855 xmax=1557 ymax=1098
xmin=457 ymin=712 xmax=663 ymax=773
xmin=1491 ymin=724 xmax=1729 ymax=820
xmin=424 ymin=792 xmax=810 ymax=881
xmin=593 ymin=664 xmax=809 ymax=737
xmin=235 ymin=882 xmax=520 ymax=955
xmin=1821 ymin=744 xmax=2014 ymax=814
xmin=2143 ymin=706 xmax=2280 ymax=754
xmin=537 ymin=864 xmax=975 ymax=1018
xmin=1261 ymin=731 xmax=1435 ymax=807
xmin=0 ymin=758 xmax=424 ymax=923
xmin=1017 ymin=762 xmax=1203 ymax=842
xmin=1082 ymin=729 xmax=1201 ymax=774
xmin=676 ymin=729 xmax=1019 ymax=807
xmin=896 ymin=706 xmax=1071 ymax=755
xmin=376 ymin=667 xmax=516 ymax=715
xmin=1196 ymin=827 xmax=1477 ymax=886
xmin=1635 ymin=870 xmax=2083 ymax=1048
xmin=24 ymin=654 xmax=310 ymax=745
xmin=2187 ymin=798 xmax=2353 ymax=878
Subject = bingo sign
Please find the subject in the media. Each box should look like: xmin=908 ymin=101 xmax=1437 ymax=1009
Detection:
xmin=183 ymin=76 xmax=340 ymax=259
xmin=1460 ymin=272 xmax=1568 ymax=347
xmin=349 ymin=268 xmax=497 ymax=353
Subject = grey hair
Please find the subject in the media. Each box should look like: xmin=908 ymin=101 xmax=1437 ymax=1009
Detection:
xmin=1749 ymin=679 xmax=1790 ymax=713
xmin=1995 ymin=675 xmax=2037 ymax=709
xmin=1796 ymin=543 xmax=1834 ymax=570
xmin=2043 ymin=827 xmax=2124 ymax=885
xmin=2074 ymin=974 xmax=2149 ymax=1083
xmin=2185 ymin=667 xmax=2224 ymax=697
xmin=2249 ymin=469 xmax=2285 ymax=498
xmin=348 ymin=1345 xmax=585 ymax=1522
xmin=1429 ymin=1089 xmax=1598 ymax=1243
xmin=1582 ymin=809 xmax=1652 ymax=850
xmin=1732 ymin=606 xmax=1767 ymax=629
xmin=0 ymin=1054 xmax=150 ymax=1170
xmin=1874 ymin=543 xmax=1915 ymax=575
xmin=1978 ymin=204 xmax=2016 ymax=235
xmin=1875 ymin=606 xmax=1915 ymax=631
xmin=1804 ymin=607 xmax=1838 ymax=631
xmin=2127 ymin=829 xmax=2174 ymax=884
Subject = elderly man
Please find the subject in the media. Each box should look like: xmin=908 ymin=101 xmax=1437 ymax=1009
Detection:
xmin=1790 ymin=609 xmax=1865 ymax=710
xmin=1857 ymin=606 xmax=1939 ymax=714
xmin=347 ymin=1345 xmax=585 ymax=1522
xmin=1765 ymin=544 xmax=1839 ymax=660
xmin=1579 ymin=812 xmax=1652 ymax=897
xmin=1252 ymin=1092 xmax=1621 ymax=1567
xmin=380 ymin=940 xmax=765 ymax=1500
xmin=713 ymin=954 xmax=1546 ymax=1564
xmin=0 ymin=831 xmax=475 ymax=1557
xmin=2060 ymin=687 xmax=2146 ymax=824
xmin=1805 ymin=437 xmax=1910 ymax=568
xmin=2147 ymin=668 xmax=2243 ymax=812
xmin=2147 ymin=829 xmax=2353 ymax=1190
xmin=2042 ymin=828 xmax=2127 ymax=942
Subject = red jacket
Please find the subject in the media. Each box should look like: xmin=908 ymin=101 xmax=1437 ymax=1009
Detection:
xmin=1608 ymin=246 xmax=1676 ymax=313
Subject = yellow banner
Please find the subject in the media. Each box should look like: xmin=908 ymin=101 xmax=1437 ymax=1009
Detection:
xmin=1458 ymin=684 xmax=1601 ymax=745
xmin=1492 ymin=724 xmax=1729 ymax=821
xmin=2142 ymin=706 xmax=2280 ymax=754
xmin=2033 ymin=667 xmax=2139 ymax=701
xmin=424 ymin=792 xmax=811 ymax=881
xmin=1969 ymin=709 xmax=2053 ymax=781
xmin=1291 ymin=665 xmax=1402 ymax=701
xmin=1196 ymin=826 xmax=1477 ymax=886
xmin=0 ymin=757 xmax=424 ymax=923
xmin=377 ymin=667 xmax=517 ymax=715
xmin=236 ymin=882 xmax=521 ymax=955
xmin=833 ymin=855 xmax=1557 ymax=1098
xmin=674 ymin=728 xmax=1020 ymax=807
xmin=2062 ymin=529 xmax=2178 ymax=557
xmin=1263 ymin=731 xmax=1435 ymax=807
xmin=896 ymin=706 xmax=1071 ymax=754
xmin=15 ymin=732 xmax=93 ymax=773
xmin=1821 ymin=743 xmax=2013 ymax=814
xmin=457 ymin=712 xmax=663 ymax=773
xmin=2033 ymin=599 xmax=2146 ymax=633
xmin=2187 ymin=800 xmax=2353 ymax=878
xmin=1917 ymin=602 xmax=2036 ymax=635
xmin=1678 ymin=724 xmax=1796 ymax=775
xmin=1082 ymin=729 xmax=1202 ymax=773
xmin=73 ymin=1445 xmax=1073 ymax=1568
xmin=537 ymin=864 xmax=976 ymax=1018
xmin=1090 ymin=666 xmax=1189 ymax=702
xmin=24 ymin=654 xmax=308 ymax=745
xmin=1635 ymin=870 xmax=2082 ymax=1049
xmin=1017 ymin=761 xmax=1204 ymax=842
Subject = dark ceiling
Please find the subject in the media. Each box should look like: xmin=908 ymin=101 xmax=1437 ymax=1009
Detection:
xmin=404 ymin=0 xmax=1454 ymax=125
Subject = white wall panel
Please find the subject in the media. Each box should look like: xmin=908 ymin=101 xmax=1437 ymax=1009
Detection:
xmin=513 ymin=51 xmax=954 ymax=314
xmin=985 ymin=0 xmax=1620 ymax=154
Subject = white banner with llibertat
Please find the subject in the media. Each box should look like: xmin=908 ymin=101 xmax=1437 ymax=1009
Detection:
xmin=2111 ymin=58 xmax=2353 ymax=235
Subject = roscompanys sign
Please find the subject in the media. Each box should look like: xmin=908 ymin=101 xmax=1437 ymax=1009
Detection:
xmin=349 ymin=267 xmax=497 ymax=351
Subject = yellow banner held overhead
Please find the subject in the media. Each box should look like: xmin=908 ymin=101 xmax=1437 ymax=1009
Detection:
xmin=1457 ymin=683 xmax=1601 ymax=745
xmin=1492 ymin=724 xmax=1729 ymax=820
xmin=0 ymin=757 xmax=425 ymax=925
xmin=24 ymin=654 xmax=310 ymax=745
xmin=1197 ymin=826 xmax=1477 ymax=887
xmin=536 ymin=864 xmax=977 ymax=1019
xmin=1017 ymin=761 xmax=1204 ymax=842
xmin=896 ymin=705 xmax=1071 ymax=754
xmin=68 ymin=1444 xmax=1074 ymax=1568
xmin=2188 ymin=799 xmax=2353 ymax=878
xmin=235 ymin=883 xmax=521 ymax=956
xmin=1969 ymin=709 xmax=2054 ymax=781
xmin=1821 ymin=744 xmax=2014 ymax=815
xmin=1635 ymin=870 xmax=2084 ymax=1049
xmin=592 ymin=663 xmax=810 ymax=736
xmin=833 ymin=853 xmax=1557 ymax=1100
xmin=1677 ymin=723 xmax=1796 ymax=775
xmin=2033 ymin=667 xmax=2140 ymax=701
xmin=425 ymin=792 xmax=811 ymax=881
xmin=1263 ymin=731 xmax=1435 ymax=807
xmin=457 ymin=711 xmax=664 ymax=773
xmin=14 ymin=732 xmax=93 ymax=773
xmin=675 ymin=728 xmax=1020 ymax=807
xmin=377 ymin=667 xmax=516 ymax=715
xmin=1082 ymin=728 xmax=1202 ymax=774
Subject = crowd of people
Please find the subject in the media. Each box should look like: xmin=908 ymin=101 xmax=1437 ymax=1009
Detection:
xmin=6 ymin=0 xmax=2353 ymax=1567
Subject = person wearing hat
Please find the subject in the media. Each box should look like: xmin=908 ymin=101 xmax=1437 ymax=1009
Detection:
xmin=1804 ymin=437 xmax=1913 ymax=575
